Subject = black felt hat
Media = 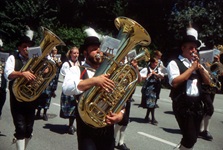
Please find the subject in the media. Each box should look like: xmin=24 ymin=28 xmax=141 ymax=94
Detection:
xmin=181 ymin=35 xmax=201 ymax=48
xmin=16 ymin=36 xmax=35 ymax=47
xmin=81 ymin=36 xmax=101 ymax=50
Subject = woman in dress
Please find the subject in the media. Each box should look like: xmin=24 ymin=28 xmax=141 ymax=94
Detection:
xmin=60 ymin=46 xmax=80 ymax=134
xmin=140 ymin=57 xmax=164 ymax=125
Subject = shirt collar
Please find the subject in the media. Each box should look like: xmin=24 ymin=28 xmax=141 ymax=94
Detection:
xmin=178 ymin=55 xmax=190 ymax=63
xmin=19 ymin=53 xmax=28 ymax=62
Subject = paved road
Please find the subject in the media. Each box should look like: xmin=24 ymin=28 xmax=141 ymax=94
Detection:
xmin=1 ymin=78 xmax=223 ymax=150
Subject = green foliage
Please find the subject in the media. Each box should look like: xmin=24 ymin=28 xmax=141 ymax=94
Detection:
xmin=0 ymin=0 xmax=58 ymax=51
xmin=54 ymin=26 xmax=86 ymax=49
xmin=112 ymin=0 xmax=128 ymax=16
xmin=167 ymin=0 xmax=223 ymax=47
xmin=1 ymin=0 xmax=223 ymax=56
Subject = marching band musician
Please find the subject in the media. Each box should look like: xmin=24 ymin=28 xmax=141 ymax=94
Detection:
xmin=198 ymin=47 xmax=220 ymax=141
xmin=62 ymin=36 xmax=124 ymax=150
xmin=4 ymin=35 xmax=36 ymax=150
xmin=140 ymin=57 xmax=164 ymax=125
xmin=187 ymin=25 xmax=216 ymax=141
xmin=167 ymin=35 xmax=211 ymax=150
xmin=35 ymin=47 xmax=61 ymax=121
xmin=114 ymin=57 xmax=141 ymax=150
xmin=59 ymin=46 xmax=80 ymax=135
xmin=0 ymin=42 xmax=8 ymax=120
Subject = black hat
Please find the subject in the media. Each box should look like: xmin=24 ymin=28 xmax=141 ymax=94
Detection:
xmin=81 ymin=36 xmax=101 ymax=50
xmin=16 ymin=36 xmax=35 ymax=47
xmin=181 ymin=35 xmax=201 ymax=48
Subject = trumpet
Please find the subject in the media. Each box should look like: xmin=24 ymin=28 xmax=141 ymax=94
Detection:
xmin=191 ymin=52 xmax=199 ymax=61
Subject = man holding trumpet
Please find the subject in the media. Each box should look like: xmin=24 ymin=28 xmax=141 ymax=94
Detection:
xmin=167 ymin=34 xmax=211 ymax=150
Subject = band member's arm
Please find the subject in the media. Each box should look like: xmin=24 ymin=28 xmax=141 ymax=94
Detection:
xmin=77 ymin=74 xmax=114 ymax=92
xmin=167 ymin=60 xmax=196 ymax=88
xmin=131 ymin=59 xmax=142 ymax=82
xmin=139 ymin=67 xmax=148 ymax=81
xmin=63 ymin=66 xmax=115 ymax=95
xmin=8 ymin=71 xmax=35 ymax=81
xmin=4 ymin=55 xmax=35 ymax=81
xmin=153 ymin=68 xmax=164 ymax=79
xmin=198 ymin=64 xmax=211 ymax=85
xmin=106 ymin=109 xmax=125 ymax=125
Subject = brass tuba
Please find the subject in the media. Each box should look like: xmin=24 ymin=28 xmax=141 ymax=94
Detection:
xmin=13 ymin=27 xmax=65 ymax=102
xmin=78 ymin=17 xmax=151 ymax=128
xmin=209 ymin=62 xmax=223 ymax=90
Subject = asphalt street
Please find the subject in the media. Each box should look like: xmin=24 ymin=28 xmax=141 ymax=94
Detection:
xmin=0 ymin=76 xmax=223 ymax=150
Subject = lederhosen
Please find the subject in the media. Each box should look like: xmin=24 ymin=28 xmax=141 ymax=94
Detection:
xmin=8 ymin=53 xmax=37 ymax=139
xmin=76 ymin=67 xmax=115 ymax=150
xmin=169 ymin=59 xmax=204 ymax=148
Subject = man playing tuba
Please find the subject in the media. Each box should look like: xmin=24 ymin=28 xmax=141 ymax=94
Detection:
xmin=4 ymin=35 xmax=36 ymax=150
xmin=62 ymin=36 xmax=124 ymax=150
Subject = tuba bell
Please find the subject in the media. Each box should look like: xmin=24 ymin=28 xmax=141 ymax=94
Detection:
xmin=13 ymin=27 xmax=65 ymax=102
xmin=78 ymin=17 xmax=151 ymax=128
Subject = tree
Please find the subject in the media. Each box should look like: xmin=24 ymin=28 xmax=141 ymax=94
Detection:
xmin=167 ymin=0 xmax=223 ymax=48
xmin=0 ymin=0 xmax=58 ymax=51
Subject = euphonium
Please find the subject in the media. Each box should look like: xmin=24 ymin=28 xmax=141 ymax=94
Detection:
xmin=78 ymin=17 xmax=151 ymax=128
xmin=13 ymin=27 xmax=65 ymax=102
xmin=209 ymin=62 xmax=223 ymax=90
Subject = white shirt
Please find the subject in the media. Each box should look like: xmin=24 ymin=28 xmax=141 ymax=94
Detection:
xmin=62 ymin=63 xmax=95 ymax=96
xmin=4 ymin=54 xmax=27 ymax=81
xmin=140 ymin=65 xmax=164 ymax=79
xmin=167 ymin=55 xmax=199 ymax=96
xmin=60 ymin=60 xmax=80 ymax=77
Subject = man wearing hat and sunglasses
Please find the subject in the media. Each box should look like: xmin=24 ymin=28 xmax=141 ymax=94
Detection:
xmin=63 ymin=36 xmax=124 ymax=150
xmin=4 ymin=35 xmax=36 ymax=150
xmin=167 ymin=34 xmax=211 ymax=150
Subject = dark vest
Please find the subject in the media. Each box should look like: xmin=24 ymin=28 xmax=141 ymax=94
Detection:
xmin=169 ymin=58 xmax=202 ymax=100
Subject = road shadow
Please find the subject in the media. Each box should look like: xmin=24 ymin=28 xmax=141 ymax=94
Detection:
xmin=43 ymin=123 xmax=69 ymax=135
xmin=133 ymin=103 xmax=141 ymax=107
xmin=0 ymin=132 xmax=6 ymax=137
xmin=163 ymin=111 xmax=174 ymax=115
xmin=129 ymin=117 xmax=148 ymax=123
xmin=161 ymin=127 xmax=181 ymax=134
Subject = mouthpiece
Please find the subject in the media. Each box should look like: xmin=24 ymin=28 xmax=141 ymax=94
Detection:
xmin=95 ymin=53 xmax=101 ymax=59
xmin=191 ymin=53 xmax=199 ymax=61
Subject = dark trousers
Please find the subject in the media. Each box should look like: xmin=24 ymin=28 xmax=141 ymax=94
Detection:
xmin=0 ymin=88 xmax=6 ymax=116
xmin=202 ymin=93 xmax=214 ymax=116
xmin=76 ymin=110 xmax=115 ymax=150
xmin=10 ymin=91 xmax=36 ymax=139
xmin=172 ymin=96 xmax=203 ymax=148
xmin=118 ymin=100 xmax=131 ymax=126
